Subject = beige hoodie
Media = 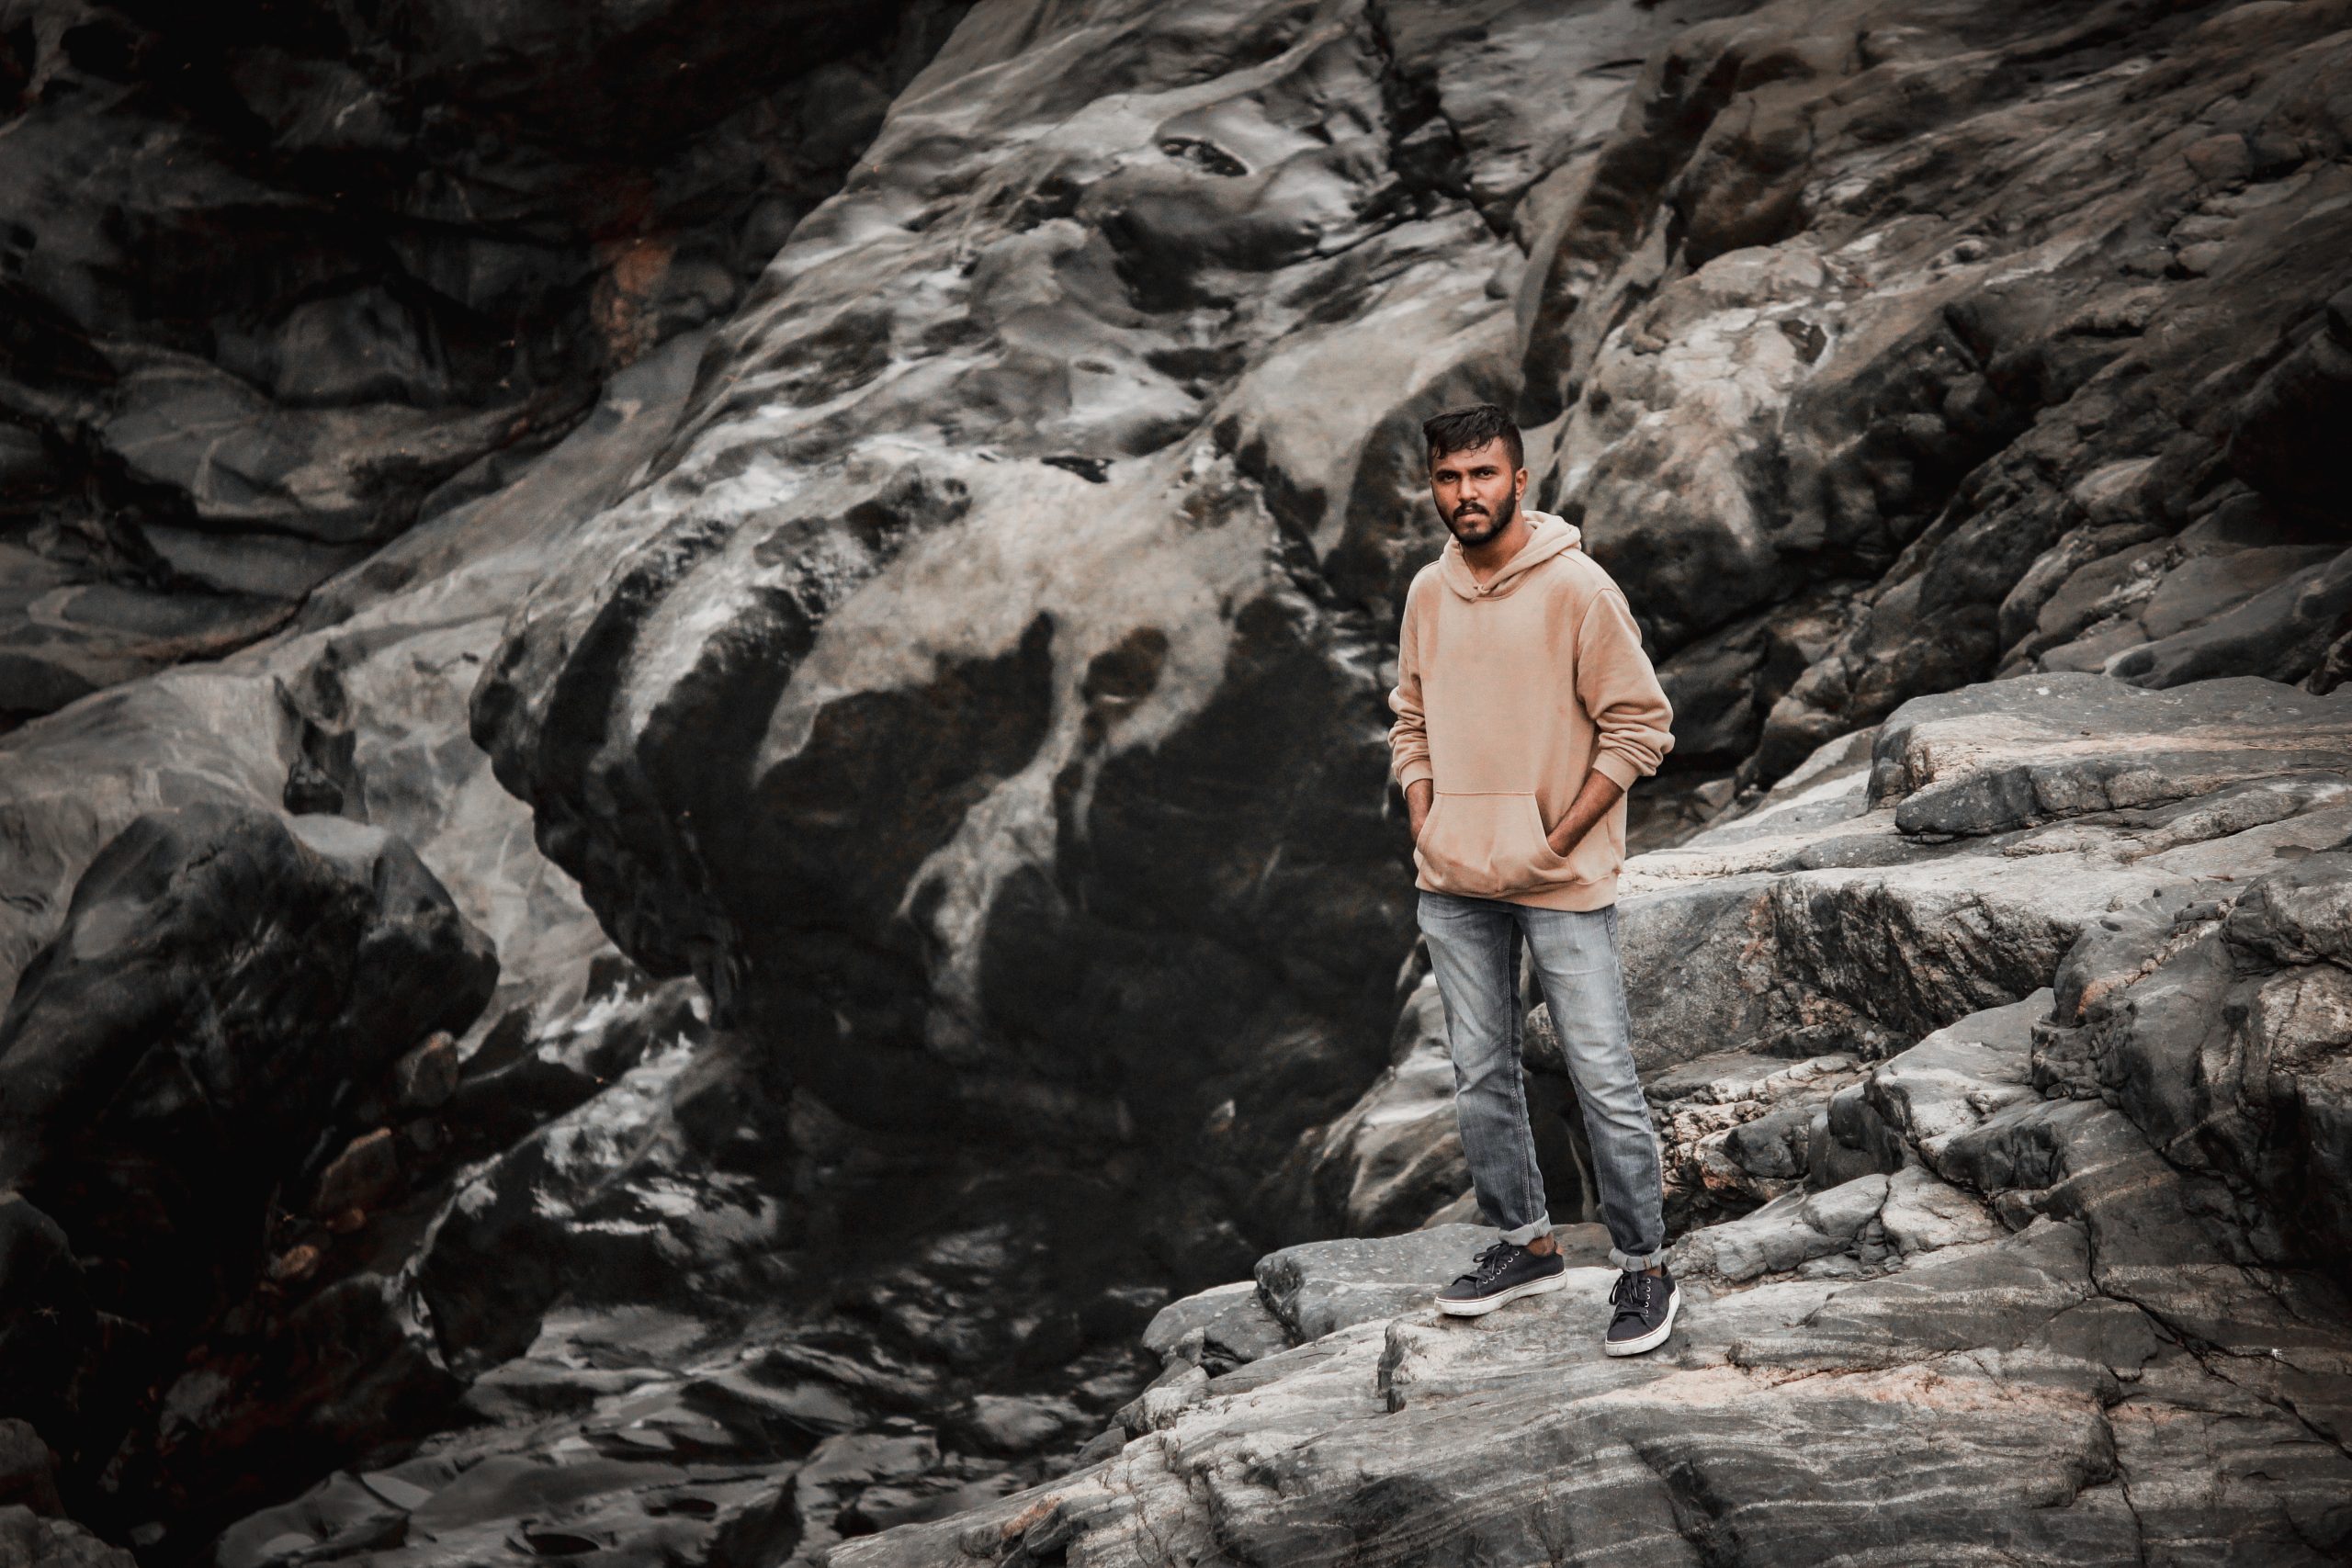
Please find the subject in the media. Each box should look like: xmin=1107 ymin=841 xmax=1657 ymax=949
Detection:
xmin=1387 ymin=509 xmax=1674 ymax=910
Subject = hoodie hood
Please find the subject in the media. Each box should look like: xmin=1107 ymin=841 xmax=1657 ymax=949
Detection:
xmin=1437 ymin=507 xmax=1584 ymax=602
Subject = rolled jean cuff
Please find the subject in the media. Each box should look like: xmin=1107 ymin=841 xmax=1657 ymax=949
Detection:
xmin=1610 ymin=1243 xmax=1669 ymax=1270
xmin=1499 ymin=1214 xmax=1553 ymax=1247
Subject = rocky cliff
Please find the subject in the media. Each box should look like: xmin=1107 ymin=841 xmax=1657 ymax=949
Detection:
xmin=0 ymin=0 xmax=2347 ymax=1564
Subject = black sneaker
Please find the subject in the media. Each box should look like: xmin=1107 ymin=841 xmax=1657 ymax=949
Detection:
xmin=1604 ymin=1265 xmax=1679 ymax=1356
xmin=1435 ymin=1238 xmax=1567 ymax=1316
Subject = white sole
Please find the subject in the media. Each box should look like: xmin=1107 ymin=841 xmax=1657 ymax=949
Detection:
xmin=1435 ymin=1269 xmax=1568 ymax=1316
xmin=1603 ymin=1284 xmax=1680 ymax=1355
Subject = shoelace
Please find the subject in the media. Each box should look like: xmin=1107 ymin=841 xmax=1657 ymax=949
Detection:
xmin=1609 ymin=1269 xmax=1656 ymax=1325
xmin=1459 ymin=1240 xmax=1521 ymax=1287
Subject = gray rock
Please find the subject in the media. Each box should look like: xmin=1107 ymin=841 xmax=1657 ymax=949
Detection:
xmin=2028 ymin=536 xmax=2339 ymax=677
xmin=1676 ymin=1173 xmax=1889 ymax=1283
xmin=0 ymin=1422 xmax=61 ymax=1518
xmin=2143 ymin=542 xmax=2349 ymax=670
xmin=0 ymin=1208 xmax=92 ymax=1486
xmin=463 ymin=0 xmax=1819 ymax=1254
xmin=1253 ymin=1224 xmax=1500 ymax=1342
xmin=1866 ymin=992 xmax=2047 ymax=1174
xmin=210 ymin=1470 xmax=412 ymax=1568
xmin=1254 ymin=974 xmax=1468 ymax=1241
xmin=1654 ymin=586 xmax=1861 ymax=766
xmin=1645 ymin=1047 xmax=1871 ymax=1224
xmin=0 ymin=0 xmax=967 ymax=727
xmin=1876 ymin=1165 xmax=2004 ymax=1258
xmin=0 ymin=0 xmax=2347 ymax=1563
xmin=947 ymin=1395 xmax=1084 ymax=1457
xmin=1868 ymin=674 xmax=2352 ymax=836
xmin=96 ymin=354 xmax=546 ymax=546
xmin=0 ymin=334 xmax=791 ymax=1550
xmin=141 ymin=527 xmax=371 ymax=604
xmin=2224 ymin=284 xmax=2352 ymax=526
xmin=0 ymin=801 xmax=494 ymax=1233
xmin=2226 ymin=850 xmax=2352 ymax=969
xmin=1138 ymin=1283 xmax=1289 ymax=1372
xmin=833 ymin=1209 xmax=2350 ymax=1568
xmin=0 ymin=1506 xmax=136 ymax=1568
xmin=1718 ymin=1100 xmax=1818 ymax=1180
xmin=1494 ymin=0 xmax=2352 ymax=795
xmin=2057 ymin=849 xmax=2352 ymax=1279
xmin=829 ymin=661 xmax=2352 ymax=1566
xmin=0 ymin=801 xmax=495 ymax=1507
xmin=832 ymin=939 xmax=2352 ymax=1568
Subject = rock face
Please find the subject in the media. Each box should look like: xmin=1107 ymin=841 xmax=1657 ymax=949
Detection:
xmin=0 ymin=0 xmax=2346 ymax=1565
xmin=469 ymin=0 xmax=1802 ymax=1260
xmin=0 ymin=0 xmax=967 ymax=722
xmin=1516 ymin=0 xmax=2352 ymax=782
xmin=469 ymin=0 xmax=2352 ymax=1280
xmin=1282 ymin=671 xmax=2352 ymax=1244
xmin=0 ymin=310 xmax=1170 ymax=1564
xmin=0 ymin=326 xmax=731 ymax=1551
xmin=823 ymin=676 xmax=2352 ymax=1568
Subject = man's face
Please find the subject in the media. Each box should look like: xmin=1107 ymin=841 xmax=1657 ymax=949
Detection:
xmin=1429 ymin=438 xmax=1526 ymax=547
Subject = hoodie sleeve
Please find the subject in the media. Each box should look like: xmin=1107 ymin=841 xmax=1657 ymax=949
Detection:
xmin=1386 ymin=587 xmax=1433 ymax=791
xmin=1575 ymin=588 xmax=1675 ymax=790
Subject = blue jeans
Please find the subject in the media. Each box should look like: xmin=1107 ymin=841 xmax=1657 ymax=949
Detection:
xmin=1416 ymin=891 xmax=1668 ymax=1269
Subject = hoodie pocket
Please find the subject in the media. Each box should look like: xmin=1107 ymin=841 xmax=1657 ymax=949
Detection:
xmin=1415 ymin=791 xmax=1566 ymax=898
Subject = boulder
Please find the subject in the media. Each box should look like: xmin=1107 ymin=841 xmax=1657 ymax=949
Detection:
xmin=473 ymin=0 xmax=1741 ymax=1236
xmin=2041 ymin=851 xmax=2352 ymax=1283
xmin=1253 ymin=973 xmax=1469 ymax=1242
xmin=1138 ymin=1283 xmax=1291 ymax=1375
xmin=831 ymin=1205 xmax=2351 ymax=1568
xmin=0 ymin=803 xmax=494 ymax=1489
xmin=1253 ymin=1225 xmax=1501 ymax=1342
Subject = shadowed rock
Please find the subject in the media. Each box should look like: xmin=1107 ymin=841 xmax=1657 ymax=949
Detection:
xmin=0 ymin=801 xmax=495 ymax=1506
xmin=0 ymin=0 xmax=967 ymax=722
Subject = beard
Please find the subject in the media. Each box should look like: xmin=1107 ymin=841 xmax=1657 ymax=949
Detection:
xmin=1446 ymin=485 xmax=1520 ymax=547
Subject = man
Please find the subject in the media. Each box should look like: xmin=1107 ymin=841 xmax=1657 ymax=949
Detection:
xmin=1385 ymin=402 xmax=1680 ymax=1356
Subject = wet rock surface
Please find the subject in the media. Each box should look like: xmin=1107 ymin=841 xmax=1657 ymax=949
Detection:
xmin=0 ymin=328 xmax=1178 ymax=1566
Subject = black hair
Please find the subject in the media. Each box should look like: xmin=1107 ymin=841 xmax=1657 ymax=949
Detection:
xmin=1422 ymin=403 xmax=1523 ymax=471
